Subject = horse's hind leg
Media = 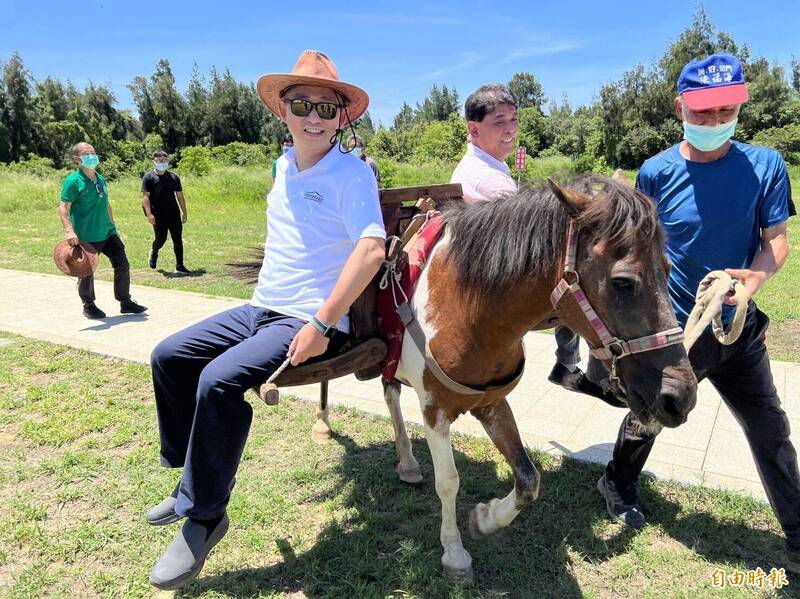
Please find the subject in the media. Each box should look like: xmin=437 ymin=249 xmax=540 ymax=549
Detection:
xmin=382 ymin=379 xmax=422 ymax=484
xmin=423 ymin=409 xmax=473 ymax=583
xmin=468 ymin=398 xmax=540 ymax=538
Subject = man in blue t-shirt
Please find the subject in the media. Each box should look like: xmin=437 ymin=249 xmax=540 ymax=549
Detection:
xmin=595 ymin=53 xmax=799 ymax=570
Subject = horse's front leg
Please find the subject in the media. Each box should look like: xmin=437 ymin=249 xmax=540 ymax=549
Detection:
xmin=468 ymin=398 xmax=540 ymax=538
xmin=423 ymin=407 xmax=473 ymax=582
xmin=382 ymin=380 xmax=423 ymax=484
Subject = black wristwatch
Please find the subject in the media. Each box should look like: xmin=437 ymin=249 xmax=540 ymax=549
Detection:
xmin=311 ymin=316 xmax=337 ymax=338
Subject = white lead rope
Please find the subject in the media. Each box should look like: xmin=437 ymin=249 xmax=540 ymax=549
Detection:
xmin=684 ymin=270 xmax=748 ymax=351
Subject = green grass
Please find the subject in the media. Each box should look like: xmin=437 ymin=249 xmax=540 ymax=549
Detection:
xmin=0 ymin=166 xmax=271 ymax=300
xmin=0 ymin=162 xmax=798 ymax=359
xmin=0 ymin=334 xmax=795 ymax=598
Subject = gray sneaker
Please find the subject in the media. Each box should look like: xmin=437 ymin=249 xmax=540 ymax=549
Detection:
xmin=146 ymin=495 xmax=182 ymax=526
xmin=150 ymin=513 xmax=230 ymax=590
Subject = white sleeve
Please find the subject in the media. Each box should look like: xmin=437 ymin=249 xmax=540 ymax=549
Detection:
xmin=339 ymin=168 xmax=386 ymax=242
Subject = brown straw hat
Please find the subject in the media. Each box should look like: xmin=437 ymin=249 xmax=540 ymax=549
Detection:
xmin=53 ymin=240 xmax=99 ymax=278
xmin=257 ymin=50 xmax=369 ymax=122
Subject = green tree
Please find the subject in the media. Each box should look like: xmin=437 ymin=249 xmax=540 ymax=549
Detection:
xmin=185 ymin=65 xmax=208 ymax=146
xmin=127 ymin=75 xmax=158 ymax=134
xmin=148 ymin=59 xmax=187 ymax=152
xmin=415 ymin=84 xmax=460 ymax=122
xmin=392 ymin=102 xmax=415 ymax=129
xmin=516 ymin=106 xmax=549 ymax=156
xmin=2 ymin=52 xmax=38 ymax=161
xmin=508 ymin=72 xmax=545 ymax=112
xmin=791 ymin=56 xmax=800 ymax=94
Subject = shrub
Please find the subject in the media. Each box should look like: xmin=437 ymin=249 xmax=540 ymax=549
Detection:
xmin=97 ymin=155 xmax=127 ymax=181
xmin=178 ymin=146 xmax=214 ymax=176
xmin=411 ymin=114 xmax=467 ymax=164
xmin=211 ymin=142 xmax=271 ymax=167
xmin=616 ymin=124 xmax=666 ymax=169
xmin=751 ymin=123 xmax=800 ymax=160
xmin=1 ymin=154 xmax=58 ymax=177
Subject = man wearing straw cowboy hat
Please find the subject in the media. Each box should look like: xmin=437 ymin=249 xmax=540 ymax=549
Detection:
xmin=58 ymin=141 xmax=147 ymax=318
xmin=146 ymin=50 xmax=386 ymax=589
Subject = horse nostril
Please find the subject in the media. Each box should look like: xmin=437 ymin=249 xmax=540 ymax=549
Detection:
xmin=660 ymin=392 xmax=684 ymax=419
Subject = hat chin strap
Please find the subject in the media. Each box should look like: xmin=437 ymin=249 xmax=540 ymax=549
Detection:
xmin=331 ymin=95 xmax=359 ymax=155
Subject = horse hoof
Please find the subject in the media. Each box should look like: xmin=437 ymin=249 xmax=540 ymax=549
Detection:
xmin=468 ymin=503 xmax=493 ymax=539
xmin=443 ymin=563 xmax=474 ymax=584
xmin=397 ymin=464 xmax=423 ymax=485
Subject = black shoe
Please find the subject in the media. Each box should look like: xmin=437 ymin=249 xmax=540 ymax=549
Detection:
xmin=548 ymin=362 xmax=583 ymax=391
xmin=597 ymin=473 xmax=646 ymax=529
xmin=120 ymin=299 xmax=147 ymax=314
xmin=148 ymin=249 xmax=157 ymax=269
xmin=549 ymin=363 xmax=628 ymax=409
xmin=175 ymin=265 xmax=191 ymax=276
xmin=82 ymin=302 xmax=106 ymax=319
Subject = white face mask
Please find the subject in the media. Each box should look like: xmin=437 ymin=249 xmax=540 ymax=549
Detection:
xmin=681 ymin=104 xmax=739 ymax=152
xmin=682 ymin=119 xmax=738 ymax=152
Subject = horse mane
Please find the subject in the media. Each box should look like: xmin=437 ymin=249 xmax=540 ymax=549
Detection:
xmin=442 ymin=175 xmax=663 ymax=298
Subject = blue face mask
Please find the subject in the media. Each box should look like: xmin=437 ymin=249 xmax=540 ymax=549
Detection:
xmin=351 ymin=147 xmax=363 ymax=158
xmin=282 ymin=146 xmax=291 ymax=155
xmin=154 ymin=161 xmax=169 ymax=172
xmin=683 ymin=118 xmax=737 ymax=152
xmin=80 ymin=154 xmax=100 ymax=169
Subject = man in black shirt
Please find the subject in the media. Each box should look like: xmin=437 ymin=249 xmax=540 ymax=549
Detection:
xmin=142 ymin=150 xmax=190 ymax=275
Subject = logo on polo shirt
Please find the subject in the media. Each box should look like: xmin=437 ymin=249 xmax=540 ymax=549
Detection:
xmin=304 ymin=190 xmax=323 ymax=203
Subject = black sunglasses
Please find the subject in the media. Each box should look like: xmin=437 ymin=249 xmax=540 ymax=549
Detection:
xmin=283 ymin=98 xmax=341 ymax=120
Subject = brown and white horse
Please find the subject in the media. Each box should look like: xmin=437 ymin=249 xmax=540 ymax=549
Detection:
xmin=382 ymin=177 xmax=697 ymax=581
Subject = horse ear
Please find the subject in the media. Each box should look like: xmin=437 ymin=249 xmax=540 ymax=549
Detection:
xmin=546 ymin=178 xmax=590 ymax=215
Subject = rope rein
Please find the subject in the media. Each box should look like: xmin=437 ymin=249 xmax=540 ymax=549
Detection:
xmin=683 ymin=270 xmax=748 ymax=351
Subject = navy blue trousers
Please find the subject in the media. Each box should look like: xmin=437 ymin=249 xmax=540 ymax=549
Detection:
xmin=151 ymin=304 xmax=305 ymax=519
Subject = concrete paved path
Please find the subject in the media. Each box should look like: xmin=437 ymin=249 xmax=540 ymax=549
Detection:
xmin=2 ymin=268 xmax=798 ymax=502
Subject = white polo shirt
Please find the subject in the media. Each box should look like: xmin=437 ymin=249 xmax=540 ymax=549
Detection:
xmin=251 ymin=145 xmax=386 ymax=332
xmin=450 ymin=142 xmax=517 ymax=204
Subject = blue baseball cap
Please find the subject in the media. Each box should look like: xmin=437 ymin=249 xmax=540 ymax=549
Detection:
xmin=677 ymin=53 xmax=749 ymax=111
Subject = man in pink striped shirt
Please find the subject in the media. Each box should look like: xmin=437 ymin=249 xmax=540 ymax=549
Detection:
xmin=450 ymin=84 xmax=518 ymax=203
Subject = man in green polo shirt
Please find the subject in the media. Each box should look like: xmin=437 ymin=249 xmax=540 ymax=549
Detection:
xmin=58 ymin=142 xmax=147 ymax=319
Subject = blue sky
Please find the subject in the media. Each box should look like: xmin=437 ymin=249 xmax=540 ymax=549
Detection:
xmin=1 ymin=0 xmax=797 ymax=126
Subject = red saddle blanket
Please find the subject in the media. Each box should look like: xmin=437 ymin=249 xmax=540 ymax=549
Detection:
xmin=377 ymin=215 xmax=446 ymax=382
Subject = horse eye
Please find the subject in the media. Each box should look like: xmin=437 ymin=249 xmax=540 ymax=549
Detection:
xmin=611 ymin=277 xmax=636 ymax=293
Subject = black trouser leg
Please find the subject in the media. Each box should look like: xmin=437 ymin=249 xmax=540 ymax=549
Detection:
xmin=706 ymin=307 xmax=800 ymax=544
xmin=152 ymin=218 xmax=169 ymax=255
xmin=167 ymin=218 xmax=184 ymax=267
xmin=100 ymin=235 xmax=131 ymax=302
xmin=606 ymin=411 xmax=659 ymax=489
xmin=77 ymin=235 xmax=130 ymax=304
